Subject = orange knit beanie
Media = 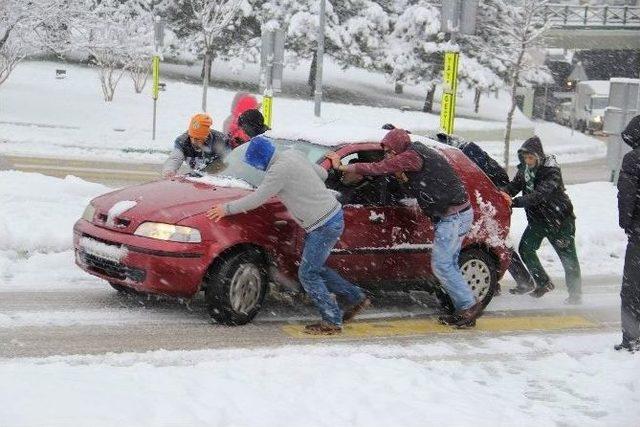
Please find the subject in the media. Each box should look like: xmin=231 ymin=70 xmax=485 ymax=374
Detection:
xmin=188 ymin=113 xmax=213 ymax=139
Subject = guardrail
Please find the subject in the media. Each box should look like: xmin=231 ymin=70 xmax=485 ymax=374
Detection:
xmin=545 ymin=4 xmax=640 ymax=28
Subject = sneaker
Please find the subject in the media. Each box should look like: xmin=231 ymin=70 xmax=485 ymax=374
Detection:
xmin=342 ymin=297 xmax=372 ymax=323
xmin=564 ymin=295 xmax=582 ymax=305
xmin=509 ymin=283 xmax=535 ymax=295
xmin=529 ymin=282 xmax=555 ymax=298
xmin=303 ymin=321 xmax=342 ymax=335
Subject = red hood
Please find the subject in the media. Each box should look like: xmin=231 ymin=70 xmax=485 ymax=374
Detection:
xmin=232 ymin=95 xmax=259 ymax=118
xmin=381 ymin=128 xmax=411 ymax=153
xmin=89 ymin=178 xmax=251 ymax=233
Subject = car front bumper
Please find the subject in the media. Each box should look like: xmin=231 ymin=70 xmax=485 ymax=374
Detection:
xmin=73 ymin=219 xmax=210 ymax=297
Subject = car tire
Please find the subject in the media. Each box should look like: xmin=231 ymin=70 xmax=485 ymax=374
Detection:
xmin=435 ymin=248 xmax=498 ymax=314
xmin=205 ymin=250 xmax=268 ymax=326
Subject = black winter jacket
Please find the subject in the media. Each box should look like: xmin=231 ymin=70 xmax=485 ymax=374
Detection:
xmin=407 ymin=142 xmax=468 ymax=219
xmin=504 ymin=136 xmax=574 ymax=229
xmin=618 ymin=115 xmax=640 ymax=241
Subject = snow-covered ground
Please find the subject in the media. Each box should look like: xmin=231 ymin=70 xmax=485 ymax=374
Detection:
xmin=2 ymin=332 xmax=638 ymax=427
xmin=0 ymin=171 xmax=625 ymax=293
xmin=0 ymin=61 xmax=605 ymax=166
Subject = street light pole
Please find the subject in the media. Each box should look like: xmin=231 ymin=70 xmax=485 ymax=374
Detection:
xmin=314 ymin=0 xmax=326 ymax=117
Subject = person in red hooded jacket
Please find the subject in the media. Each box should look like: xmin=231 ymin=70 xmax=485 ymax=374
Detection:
xmin=222 ymin=93 xmax=260 ymax=148
xmin=326 ymin=129 xmax=484 ymax=328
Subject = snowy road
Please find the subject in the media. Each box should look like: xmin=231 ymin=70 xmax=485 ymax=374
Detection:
xmin=0 ymin=278 xmax=622 ymax=358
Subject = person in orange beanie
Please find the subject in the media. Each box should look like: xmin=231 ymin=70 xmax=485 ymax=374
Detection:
xmin=162 ymin=113 xmax=230 ymax=177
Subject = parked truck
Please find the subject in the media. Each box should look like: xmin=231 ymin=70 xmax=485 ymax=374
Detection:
xmin=573 ymin=80 xmax=610 ymax=134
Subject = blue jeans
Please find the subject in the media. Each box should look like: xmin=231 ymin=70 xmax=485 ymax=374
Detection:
xmin=431 ymin=208 xmax=475 ymax=311
xmin=298 ymin=210 xmax=365 ymax=326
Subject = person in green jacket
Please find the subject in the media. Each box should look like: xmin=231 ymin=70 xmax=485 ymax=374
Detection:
xmin=503 ymin=136 xmax=582 ymax=304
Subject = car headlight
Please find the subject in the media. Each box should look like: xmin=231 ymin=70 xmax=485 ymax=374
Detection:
xmin=593 ymin=115 xmax=603 ymax=123
xmin=82 ymin=204 xmax=96 ymax=221
xmin=134 ymin=222 xmax=202 ymax=243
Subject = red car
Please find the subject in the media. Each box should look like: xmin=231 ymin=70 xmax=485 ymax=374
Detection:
xmin=74 ymin=137 xmax=512 ymax=325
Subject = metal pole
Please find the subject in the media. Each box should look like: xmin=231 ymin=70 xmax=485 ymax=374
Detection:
xmin=152 ymin=99 xmax=157 ymax=140
xmin=314 ymin=0 xmax=326 ymax=117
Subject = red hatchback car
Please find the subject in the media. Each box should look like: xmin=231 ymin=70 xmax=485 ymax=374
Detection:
xmin=74 ymin=136 xmax=512 ymax=325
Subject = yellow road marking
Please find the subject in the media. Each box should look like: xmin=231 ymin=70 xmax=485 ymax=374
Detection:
xmin=282 ymin=315 xmax=597 ymax=339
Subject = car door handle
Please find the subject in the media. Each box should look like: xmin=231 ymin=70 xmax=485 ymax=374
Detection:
xmin=274 ymin=220 xmax=289 ymax=227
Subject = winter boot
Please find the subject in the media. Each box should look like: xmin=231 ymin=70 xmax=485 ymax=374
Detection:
xmin=438 ymin=302 xmax=483 ymax=328
xmin=509 ymin=283 xmax=535 ymax=295
xmin=529 ymin=281 xmax=555 ymax=298
xmin=614 ymin=338 xmax=640 ymax=353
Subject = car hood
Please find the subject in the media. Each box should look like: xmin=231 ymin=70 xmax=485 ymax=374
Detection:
xmin=89 ymin=176 xmax=253 ymax=232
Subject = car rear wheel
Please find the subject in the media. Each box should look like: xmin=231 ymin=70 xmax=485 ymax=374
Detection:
xmin=435 ymin=248 xmax=498 ymax=314
xmin=204 ymin=250 xmax=268 ymax=326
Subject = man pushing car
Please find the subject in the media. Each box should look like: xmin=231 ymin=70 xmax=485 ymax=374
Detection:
xmin=206 ymin=136 xmax=371 ymax=335
xmin=326 ymin=128 xmax=484 ymax=328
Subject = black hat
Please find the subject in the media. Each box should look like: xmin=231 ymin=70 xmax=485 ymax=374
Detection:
xmin=238 ymin=109 xmax=269 ymax=138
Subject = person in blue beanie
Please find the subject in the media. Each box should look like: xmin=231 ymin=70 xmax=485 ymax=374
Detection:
xmin=206 ymin=136 xmax=371 ymax=334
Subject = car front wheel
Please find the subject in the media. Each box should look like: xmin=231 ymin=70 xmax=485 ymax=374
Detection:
xmin=204 ymin=250 xmax=268 ymax=326
xmin=435 ymin=248 xmax=498 ymax=314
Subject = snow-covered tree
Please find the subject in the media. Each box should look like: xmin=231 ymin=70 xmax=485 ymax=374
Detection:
xmin=472 ymin=0 xmax=552 ymax=168
xmin=69 ymin=0 xmax=155 ymax=101
xmin=255 ymin=0 xmax=391 ymax=96
xmin=180 ymin=0 xmax=244 ymax=111
xmin=0 ymin=0 xmax=66 ymax=86
xmin=380 ymin=1 xmax=445 ymax=112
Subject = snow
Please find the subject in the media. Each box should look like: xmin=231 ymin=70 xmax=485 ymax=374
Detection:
xmin=185 ymin=174 xmax=254 ymax=190
xmin=105 ymin=200 xmax=137 ymax=226
xmin=578 ymin=80 xmax=611 ymax=95
xmin=476 ymin=120 xmax=607 ymax=167
xmin=78 ymin=237 xmax=127 ymax=263
xmin=0 ymin=61 xmax=604 ymax=167
xmin=1 ymin=332 xmax=638 ymax=427
xmin=0 ymin=170 xmax=109 ymax=254
xmin=0 ymin=171 xmax=625 ymax=293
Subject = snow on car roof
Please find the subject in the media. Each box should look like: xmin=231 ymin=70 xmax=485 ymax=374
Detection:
xmin=265 ymin=123 xmax=448 ymax=150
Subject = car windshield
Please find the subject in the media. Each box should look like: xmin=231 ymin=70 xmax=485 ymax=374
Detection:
xmin=591 ymin=97 xmax=608 ymax=110
xmin=204 ymin=138 xmax=330 ymax=187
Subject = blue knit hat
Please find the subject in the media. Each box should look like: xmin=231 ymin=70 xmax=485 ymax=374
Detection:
xmin=244 ymin=135 xmax=275 ymax=171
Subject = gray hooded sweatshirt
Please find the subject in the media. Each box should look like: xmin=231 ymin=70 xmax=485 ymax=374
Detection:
xmin=223 ymin=149 xmax=341 ymax=232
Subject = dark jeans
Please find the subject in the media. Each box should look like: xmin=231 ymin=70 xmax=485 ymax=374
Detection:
xmin=621 ymin=240 xmax=640 ymax=343
xmin=518 ymin=217 xmax=582 ymax=297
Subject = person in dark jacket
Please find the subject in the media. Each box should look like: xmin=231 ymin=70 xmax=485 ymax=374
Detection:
xmin=436 ymin=133 xmax=536 ymax=295
xmin=326 ymin=129 xmax=484 ymax=327
xmin=162 ymin=113 xmax=229 ymax=177
xmin=615 ymin=115 xmax=640 ymax=352
xmin=503 ymin=136 xmax=582 ymax=304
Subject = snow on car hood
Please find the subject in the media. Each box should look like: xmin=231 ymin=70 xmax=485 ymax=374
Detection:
xmin=90 ymin=177 xmax=252 ymax=227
